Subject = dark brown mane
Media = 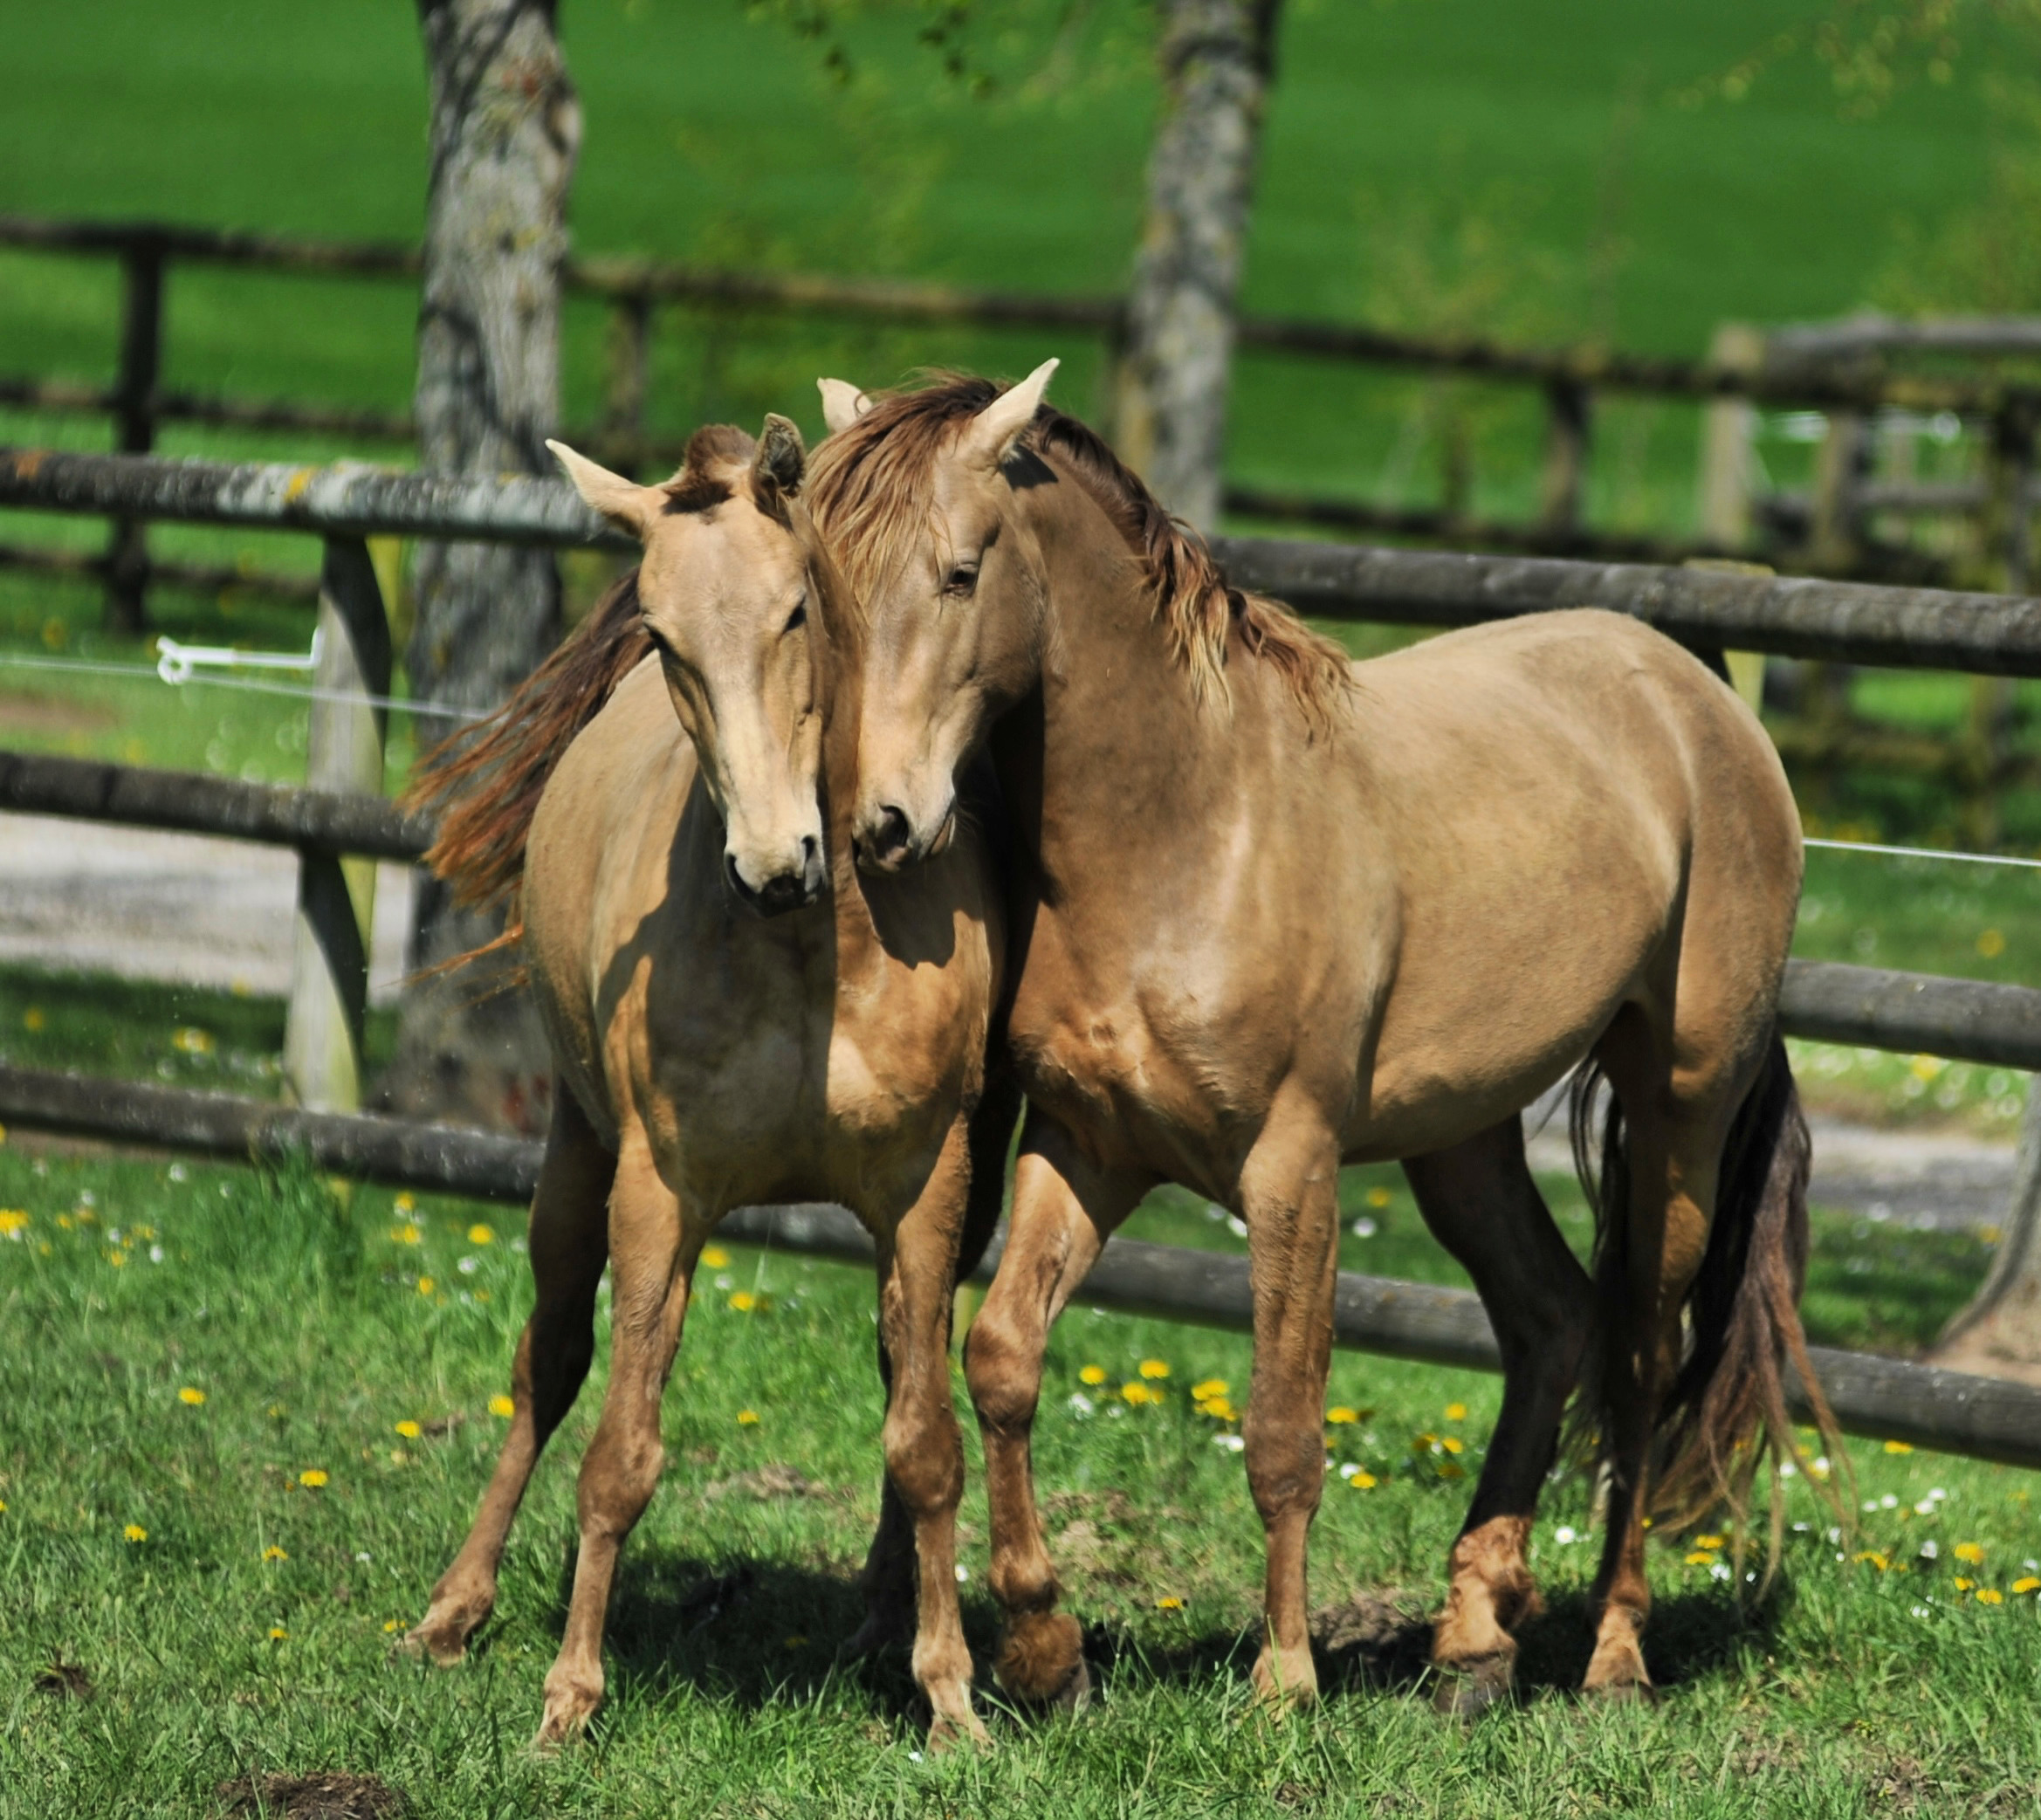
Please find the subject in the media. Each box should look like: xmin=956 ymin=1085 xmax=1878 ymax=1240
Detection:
xmin=805 ymin=373 xmax=1351 ymax=729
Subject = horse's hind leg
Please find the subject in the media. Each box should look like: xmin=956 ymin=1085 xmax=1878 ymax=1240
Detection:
xmin=407 ymin=1089 xmax=615 ymax=1665
xmin=1582 ymin=1017 xmax=1740 ymax=1700
xmin=1404 ymin=1116 xmax=1592 ymax=1716
xmin=537 ymin=1124 xmax=698 ymax=1748
xmin=966 ymin=1111 xmax=1149 ymax=1711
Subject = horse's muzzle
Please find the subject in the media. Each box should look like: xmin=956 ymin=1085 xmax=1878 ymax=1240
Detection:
xmin=725 ymin=838 xmax=826 ymax=918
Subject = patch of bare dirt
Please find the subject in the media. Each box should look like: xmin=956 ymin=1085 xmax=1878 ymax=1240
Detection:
xmin=0 ymin=691 xmax=116 ymax=736
xmin=704 ymin=1463 xmax=834 ymax=1501
xmin=216 ymin=1772 xmax=405 ymax=1820
xmin=31 ymin=1655 xmax=93 ymax=1699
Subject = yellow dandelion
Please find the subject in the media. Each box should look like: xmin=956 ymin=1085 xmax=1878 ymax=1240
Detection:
xmin=1979 ymin=1587 xmax=2005 ymax=1605
xmin=1955 ymin=1576 xmax=1976 ymax=1592
xmin=299 ymin=1469 xmax=328 ymax=1489
xmin=1955 ymin=1542 xmax=1985 ymax=1565
xmin=1438 ymin=1461 xmax=1465 ymax=1480
xmin=171 ymin=1027 xmax=214 ymax=1055
xmin=56 ymin=1216 xmax=72 ymax=1231
xmin=1695 ymin=1535 xmax=1726 ymax=1550
xmin=268 ymin=1626 xmax=287 ymax=1641
xmin=1078 ymin=1364 xmax=1108 ymax=1386
xmin=107 ymin=1249 xmax=128 ymax=1267
xmin=489 ymin=1395 xmax=515 ymax=1418
xmin=1411 ymin=1433 xmax=1438 ymax=1453
xmin=737 ymin=1410 xmax=760 ymax=1426
xmin=383 ymin=1619 xmax=403 ymax=1633
xmin=1326 ymin=1406 xmax=1359 ymax=1425
xmin=1138 ymin=1360 xmax=1171 ymax=1380
xmin=1191 ymin=1377 xmax=1228 ymax=1401
xmin=1440 ymin=1436 xmax=1464 ymax=1455
xmin=1366 ymin=1185 xmax=1392 ymax=1209
xmin=263 ymin=1545 xmax=288 ymax=1562
xmin=728 ymin=1290 xmax=758 ymax=1313
xmin=2013 ymin=1577 xmax=2041 ymax=1596
xmin=395 ymin=1193 xmax=416 ymax=1213
xmin=1350 ymin=1471 xmax=1378 ymax=1491
xmin=701 ymin=1246 xmax=730 ymax=1269
xmin=416 ymin=1277 xmax=436 ymax=1296
xmin=1909 ymin=1054 xmax=1942 ymax=1082
xmin=123 ymin=1523 xmax=147 ymax=1543
xmin=390 ymin=1222 xmax=421 ymax=1245
xmin=1121 ymin=1381 xmax=1156 ymax=1406
xmin=1199 ymin=1398 xmax=1238 ymax=1421
xmin=1979 ymin=928 xmax=2007 ymax=958
xmin=24 ymin=1006 xmax=45 ymax=1033
xmin=0 ymin=1210 xmax=28 ymax=1237
xmin=1155 ymin=1595 xmax=1185 ymax=1611
xmin=1883 ymin=1440 xmax=1914 ymax=1455
xmin=467 ymin=1223 xmax=494 ymax=1247
xmin=178 ymin=1387 xmax=206 ymax=1406
xmin=1444 ymin=1402 xmax=1467 ymax=1422
xmin=1855 ymin=1551 xmax=1890 ymax=1571
xmin=1686 ymin=1551 xmax=1718 ymax=1567
xmin=395 ymin=1419 xmax=422 ymax=1440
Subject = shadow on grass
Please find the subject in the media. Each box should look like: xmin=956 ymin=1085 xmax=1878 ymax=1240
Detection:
xmin=540 ymin=1542 xmax=1794 ymax=1728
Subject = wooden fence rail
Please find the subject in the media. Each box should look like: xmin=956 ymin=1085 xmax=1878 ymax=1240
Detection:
xmin=3 ymin=1061 xmax=2036 ymax=1471
xmin=7 ymin=212 xmax=2038 ymax=625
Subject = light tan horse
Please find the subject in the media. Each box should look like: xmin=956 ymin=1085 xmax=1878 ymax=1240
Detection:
xmin=807 ymin=367 xmax=1838 ymax=1715
xmin=401 ymin=418 xmax=1016 ymax=1748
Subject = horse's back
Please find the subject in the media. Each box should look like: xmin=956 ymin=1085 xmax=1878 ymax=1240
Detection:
xmin=1350 ymin=609 xmax=1799 ymax=1150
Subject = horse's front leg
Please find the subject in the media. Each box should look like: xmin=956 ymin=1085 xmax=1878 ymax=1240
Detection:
xmin=1404 ymin=1117 xmax=1592 ymax=1717
xmin=965 ymin=1112 xmax=1148 ymax=1709
xmin=871 ymin=1116 xmax=988 ymax=1749
xmin=535 ymin=1126 xmax=701 ymax=1749
xmin=1240 ymin=1106 xmax=1343 ymax=1710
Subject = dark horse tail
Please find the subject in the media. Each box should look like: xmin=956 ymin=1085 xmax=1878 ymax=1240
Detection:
xmin=1570 ymin=1034 xmax=1844 ymax=1556
xmin=405 ymin=570 xmax=651 ymax=930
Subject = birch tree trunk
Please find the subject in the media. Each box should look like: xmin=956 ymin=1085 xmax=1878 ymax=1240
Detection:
xmin=374 ymin=0 xmax=581 ymax=1134
xmin=1934 ymin=1082 xmax=2041 ymax=1385
xmin=1110 ymin=0 xmax=1282 ymax=531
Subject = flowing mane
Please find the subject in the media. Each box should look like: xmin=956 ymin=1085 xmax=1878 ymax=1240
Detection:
xmin=805 ymin=374 xmax=1352 ymax=730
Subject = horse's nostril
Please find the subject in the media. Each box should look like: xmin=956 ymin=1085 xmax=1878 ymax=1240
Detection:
xmin=873 ymin=806 xmax=911 ymax=856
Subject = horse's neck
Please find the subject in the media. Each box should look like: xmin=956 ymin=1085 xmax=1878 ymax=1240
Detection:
xmin=1016 ymin=488 xmax=1247 ymax=895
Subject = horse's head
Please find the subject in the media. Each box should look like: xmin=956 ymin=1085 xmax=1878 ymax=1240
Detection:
xmin=548 ymin=418 xmax=830 ymax=917
xmin=807 ymin=361 xmax=1060 ymax=874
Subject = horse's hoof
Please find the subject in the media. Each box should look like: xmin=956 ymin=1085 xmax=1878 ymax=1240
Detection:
xmin=1430 ymin=1652 xmax=1514 ymax=1720
xmin=1050 ymin=1653 xmax=1093 ymax=1715
xmin=926 ymin=1707 xmax=993 ymax=1754
xmin=1581 ymin=1676 xmax=1657 ymax=1707
xmin=996 ymin=1610 xmax=1085 ymax=1705
xmin=399 ymin=1619 xmax=473 ymax=1668
xmin=533 ymin=1674 xmax=602 ymax=1752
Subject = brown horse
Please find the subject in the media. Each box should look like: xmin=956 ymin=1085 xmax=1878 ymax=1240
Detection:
xmin=401 ymin=418 xmax=1015 ymax=1747
xmin=807 ymin=367 xmax=1838 ymax=1714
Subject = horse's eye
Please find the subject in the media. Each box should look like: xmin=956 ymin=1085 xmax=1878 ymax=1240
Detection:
xmin=784 ymin=601 xmax=807 ymax=633
xmin=944 ymin=564 xmax=979 ymax=599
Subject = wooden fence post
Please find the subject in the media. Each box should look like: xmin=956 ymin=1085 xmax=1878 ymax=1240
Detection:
xmin=283 ymin=539 xmax=390 ymax=1112
xmin=106 ymin=232 xmax=166 ymax=635
xmin=602 ymin=292 xmax=651 ymax=476
xmin=1697 ymin=322 xmax=1762 ymax=552
xmin=1811 ymin=407 xmax=1870 ymax=574
xmin=1537 ymin=378 xmax=1591 ymax=537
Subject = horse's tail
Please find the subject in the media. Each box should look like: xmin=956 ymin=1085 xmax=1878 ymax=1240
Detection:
xmin=1570 ymin=1034 xmax=1845 ymax=1565
xmin=406 ymin=569 xmax=651 ymax=923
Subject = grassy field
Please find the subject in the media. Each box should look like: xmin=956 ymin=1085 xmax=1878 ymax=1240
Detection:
xmin=1 ymin=1137 xmax=2037 ymax=1819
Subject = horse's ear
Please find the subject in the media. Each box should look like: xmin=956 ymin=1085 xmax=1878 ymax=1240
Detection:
xmin=817 ymin=377 xmax=873 ymax=436
xmin=960 ymin=358 xmax=1059 ymax=473
xmin=546 ymin=439 xmax=661 ymax=538
xmin=753 ymin=414 xmax=807 ymax=497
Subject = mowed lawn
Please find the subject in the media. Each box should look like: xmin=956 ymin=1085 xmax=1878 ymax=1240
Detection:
xmin=2 ymin=1137 xmax=2039 ymax=1818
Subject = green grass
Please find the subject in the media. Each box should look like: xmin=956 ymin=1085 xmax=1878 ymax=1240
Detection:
xmin=2 ymin=1140 xmax=2038 ymax=1818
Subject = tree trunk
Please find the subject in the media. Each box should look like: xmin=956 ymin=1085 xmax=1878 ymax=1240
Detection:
xmin=1933 ymin=1082 xmax=2041 ymax=1385
xmin=374 ymin=0 xmax=581 ymax=1134
xmin=1110 ymin=0 xmax=1282 ymax=532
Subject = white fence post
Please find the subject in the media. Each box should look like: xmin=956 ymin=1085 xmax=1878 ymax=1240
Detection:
xmin=283 ymin=538 xmax=391 ymax=1111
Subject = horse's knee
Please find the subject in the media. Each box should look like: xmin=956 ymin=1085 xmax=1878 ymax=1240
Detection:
xmin=965 ymin=1304 xmax=1043 ymax=1434
xmin=1241 ymin=1402 xmax=1324 ymax=1521
xmin=578 ymin=1428 xmax=664 ymax=1535
xmin=883 ymin=1400 xmax=964 ymax=1518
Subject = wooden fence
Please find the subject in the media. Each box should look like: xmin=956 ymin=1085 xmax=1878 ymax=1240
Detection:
xmin=8 ymin=212 xmax=2041 ymax=622
xmin=4 ymin=443 xmax=2041 ymax=1468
